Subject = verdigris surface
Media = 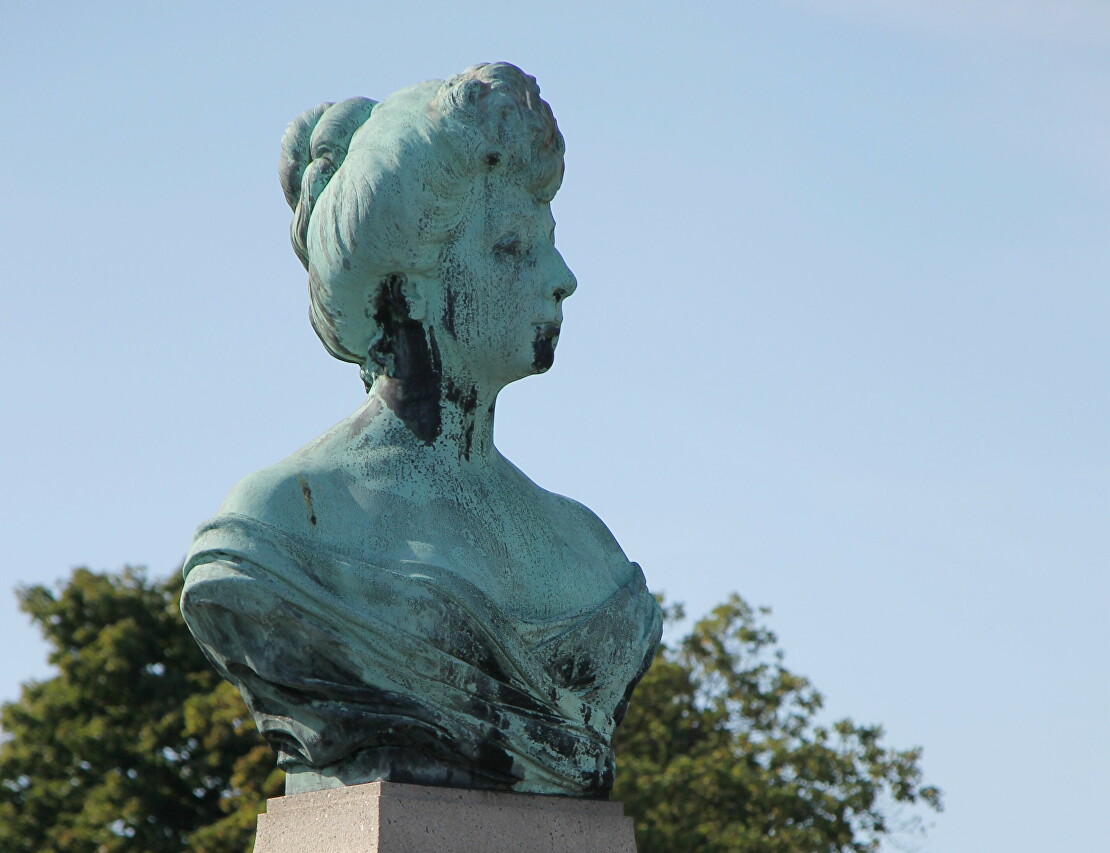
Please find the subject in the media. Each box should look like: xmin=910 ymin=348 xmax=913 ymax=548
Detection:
xmin=180 ymin=63 xmax=662 ymax=799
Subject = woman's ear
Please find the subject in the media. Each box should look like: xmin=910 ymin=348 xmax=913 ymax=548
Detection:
xmin=400 ymin=276 xmax=429 ymax=323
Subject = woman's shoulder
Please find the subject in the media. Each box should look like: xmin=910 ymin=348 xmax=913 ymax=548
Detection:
xmin=496 ymin=455 xmax=631 ymax=563
xmin=212 ymin=446 xmax=425 ymax=556
xmin=216 ymin=455 xmax=335 ymax=537
xmin=540 ymin=488 xmax=640 ymax=588
xmin=548 ymin=492 xmax=623 ymax=550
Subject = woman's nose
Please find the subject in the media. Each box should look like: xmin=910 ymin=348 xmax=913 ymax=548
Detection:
xmin=549 ymin=249 xmax=577 ymax=302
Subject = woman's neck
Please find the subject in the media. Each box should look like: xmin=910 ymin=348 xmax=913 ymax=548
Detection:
xmin=369 ymin=372 xmax=500 ymax=464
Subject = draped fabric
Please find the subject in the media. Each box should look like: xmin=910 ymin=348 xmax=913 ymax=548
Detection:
xmin=180 ymin=514 xmax=662 ymax=797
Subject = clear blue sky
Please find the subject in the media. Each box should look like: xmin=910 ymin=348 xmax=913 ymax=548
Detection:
xmin=2 ymin=2 xmax=1106 ymax=850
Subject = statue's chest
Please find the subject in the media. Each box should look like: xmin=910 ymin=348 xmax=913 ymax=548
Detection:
xmin=319 ymin=473 xmax=624 ymax=620
xmin=441 ymin=513 xmax=617 ymax=620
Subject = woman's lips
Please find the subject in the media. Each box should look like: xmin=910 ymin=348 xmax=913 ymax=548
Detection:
xmin=536 ymin=323 xmax=561 ymax=340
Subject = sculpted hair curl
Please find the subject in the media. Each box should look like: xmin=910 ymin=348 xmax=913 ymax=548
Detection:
xmin=279 ymin=97 xmax=378 ymax=270
xmin=278 ymin=62 xmax=565 ymax=375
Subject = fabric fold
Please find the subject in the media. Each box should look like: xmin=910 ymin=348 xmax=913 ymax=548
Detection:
xmin=181 ymin=513 xmax=662 ymax=797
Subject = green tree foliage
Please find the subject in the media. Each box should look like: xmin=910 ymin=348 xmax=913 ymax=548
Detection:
xmin=0 ymin=570 xmax=939 ymax=852
xmin=612 ymin=597 xmax=942 ymax=852
xmin=0 ymin=568 xmax=281 ymax=853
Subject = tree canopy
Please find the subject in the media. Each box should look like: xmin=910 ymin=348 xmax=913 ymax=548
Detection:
xmin=0 ymin=568 xmax=280 ymax=853
xmin=0 ymin=568 xmax=939 ymax=852
xmin=612 ymin=598 xmax=941 ymax=852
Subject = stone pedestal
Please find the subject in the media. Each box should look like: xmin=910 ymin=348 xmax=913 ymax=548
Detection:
xmin=253 ymin=780 xmax=638 ymax=852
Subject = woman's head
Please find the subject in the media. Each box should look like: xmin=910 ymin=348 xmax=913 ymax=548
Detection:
xmin=279 ymin=62 xmax=568 ymax=385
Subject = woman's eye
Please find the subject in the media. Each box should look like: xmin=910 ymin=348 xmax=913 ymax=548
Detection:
xmin=493 ymin=236 xmax=522 ymax=256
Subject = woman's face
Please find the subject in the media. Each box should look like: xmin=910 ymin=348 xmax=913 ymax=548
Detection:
xmin=436 ymin=179 xmax=577 ymax=386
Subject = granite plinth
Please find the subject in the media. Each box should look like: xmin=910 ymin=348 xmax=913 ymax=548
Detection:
xmin=252 ymin=780 xmax=638 ymax=852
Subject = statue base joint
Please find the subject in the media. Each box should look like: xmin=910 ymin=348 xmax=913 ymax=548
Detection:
xmin=252 ymin=779 xmax=637 ymax=852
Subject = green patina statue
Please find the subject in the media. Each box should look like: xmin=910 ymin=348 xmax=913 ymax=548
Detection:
xmin=180 ymin=62 xmax=662 ymax=799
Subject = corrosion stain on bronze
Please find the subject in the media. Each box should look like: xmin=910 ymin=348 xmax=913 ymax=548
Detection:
xmin=296 ymin=474 xmax=317 ymax=526
xmin=373 ymin=275 xmax=443 ymax=445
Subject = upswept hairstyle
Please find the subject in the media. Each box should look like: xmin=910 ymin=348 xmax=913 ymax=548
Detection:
xmin=278 ymin=63 xmax=565 ymax=378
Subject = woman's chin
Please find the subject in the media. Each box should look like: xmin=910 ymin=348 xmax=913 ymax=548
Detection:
xmin=531 ymin=337 xmax=557 ymax=373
